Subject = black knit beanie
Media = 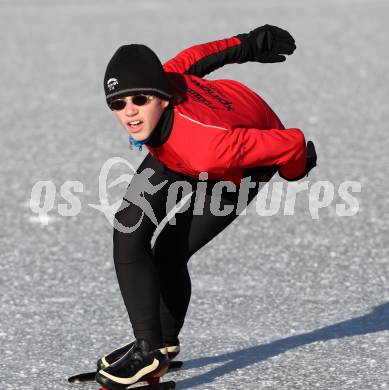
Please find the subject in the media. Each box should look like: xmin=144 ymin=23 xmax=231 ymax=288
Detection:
xmin=104 ymin=44 xmax=173 ymax=105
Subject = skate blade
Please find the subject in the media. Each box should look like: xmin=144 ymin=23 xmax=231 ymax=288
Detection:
xmin=99 ymin=381 xmax=175 ymax=390
xmin=70 ymin=361 xmax=182 ymax=386
xmin=68 ymin=371 xmax=96 ymax=383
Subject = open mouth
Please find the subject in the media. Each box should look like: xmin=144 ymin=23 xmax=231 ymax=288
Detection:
xmin=127 ymin=120 xmax=143 ymax=131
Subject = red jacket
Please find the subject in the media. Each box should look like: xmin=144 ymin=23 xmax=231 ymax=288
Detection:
xmin=146 ymin=36 xmax=307 ymax=185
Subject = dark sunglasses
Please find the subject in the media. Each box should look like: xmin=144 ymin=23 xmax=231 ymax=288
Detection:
xmin=109 ymin=95 xmax=154 ymax=111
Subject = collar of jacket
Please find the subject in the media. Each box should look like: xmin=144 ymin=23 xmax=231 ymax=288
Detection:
xmin=145 ymin=105 xmax=174 ymax=147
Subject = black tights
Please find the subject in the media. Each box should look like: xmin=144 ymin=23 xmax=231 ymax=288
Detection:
xmin=113 ymin=153 xmax=277 ymax=349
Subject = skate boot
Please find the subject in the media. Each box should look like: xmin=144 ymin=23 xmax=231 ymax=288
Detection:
xmin=95 ymin=339 xmax=170 ymax=390
xmin=97 ymin=339 xmax=180 ymax=370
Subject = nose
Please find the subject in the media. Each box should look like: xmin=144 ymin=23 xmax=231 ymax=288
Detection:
xmin=124 ymin=99 xmax=139 ymax=116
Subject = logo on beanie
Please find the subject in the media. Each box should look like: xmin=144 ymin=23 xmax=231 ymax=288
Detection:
xmin=107 ymin=78 xmax=119 ymax=91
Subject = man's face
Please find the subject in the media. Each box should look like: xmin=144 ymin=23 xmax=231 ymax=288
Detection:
xmin=113 ymin=95 xmax=170 ymax=141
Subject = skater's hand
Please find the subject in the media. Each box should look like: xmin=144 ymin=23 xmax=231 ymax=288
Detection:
xmin=305 ymin=140 xmax=317 ymax=175
xmin=236 ymin=24 xmax=296 ymax=63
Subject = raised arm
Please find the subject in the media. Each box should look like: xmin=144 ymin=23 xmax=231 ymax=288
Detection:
xmin=163 ymin=24 xmax=297 ymax=78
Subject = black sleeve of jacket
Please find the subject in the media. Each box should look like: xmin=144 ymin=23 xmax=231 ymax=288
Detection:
xmin=163 ymin=36 xmax=254 ymax=78
xmin=185 ymin=38 xmax=252 ymax=77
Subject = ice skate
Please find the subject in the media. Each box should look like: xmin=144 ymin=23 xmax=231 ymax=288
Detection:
xmin=97 ymin=340 xmax=180 ymax=370
xmin=68 ymin=341 xmax=181 ymax=385
xmin=95 ymin=339 xmax=171 ymax=390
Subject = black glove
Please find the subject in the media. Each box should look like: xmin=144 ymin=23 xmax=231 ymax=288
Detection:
xmin=236 ymin=24 xmax=296 ymax=63
xmin=279 ymin=141 xmax=317 ymax=181
xmin=305 ymin=140 xmax=317 ymax=175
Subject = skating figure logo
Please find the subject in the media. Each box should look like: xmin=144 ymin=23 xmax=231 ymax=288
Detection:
xmin=88 ymin=157 xmax=167 ymax=234
xmin=107 ymin=78 xmax=119 ymax=91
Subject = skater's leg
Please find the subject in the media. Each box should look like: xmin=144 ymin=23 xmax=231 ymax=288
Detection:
xmin=151 ymin=184 xmax=241 ymax=342
xmin=151 ymin=195 xmax=195 ymax=344
xmin=113 ymin=154 xmax=196 ymax=348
